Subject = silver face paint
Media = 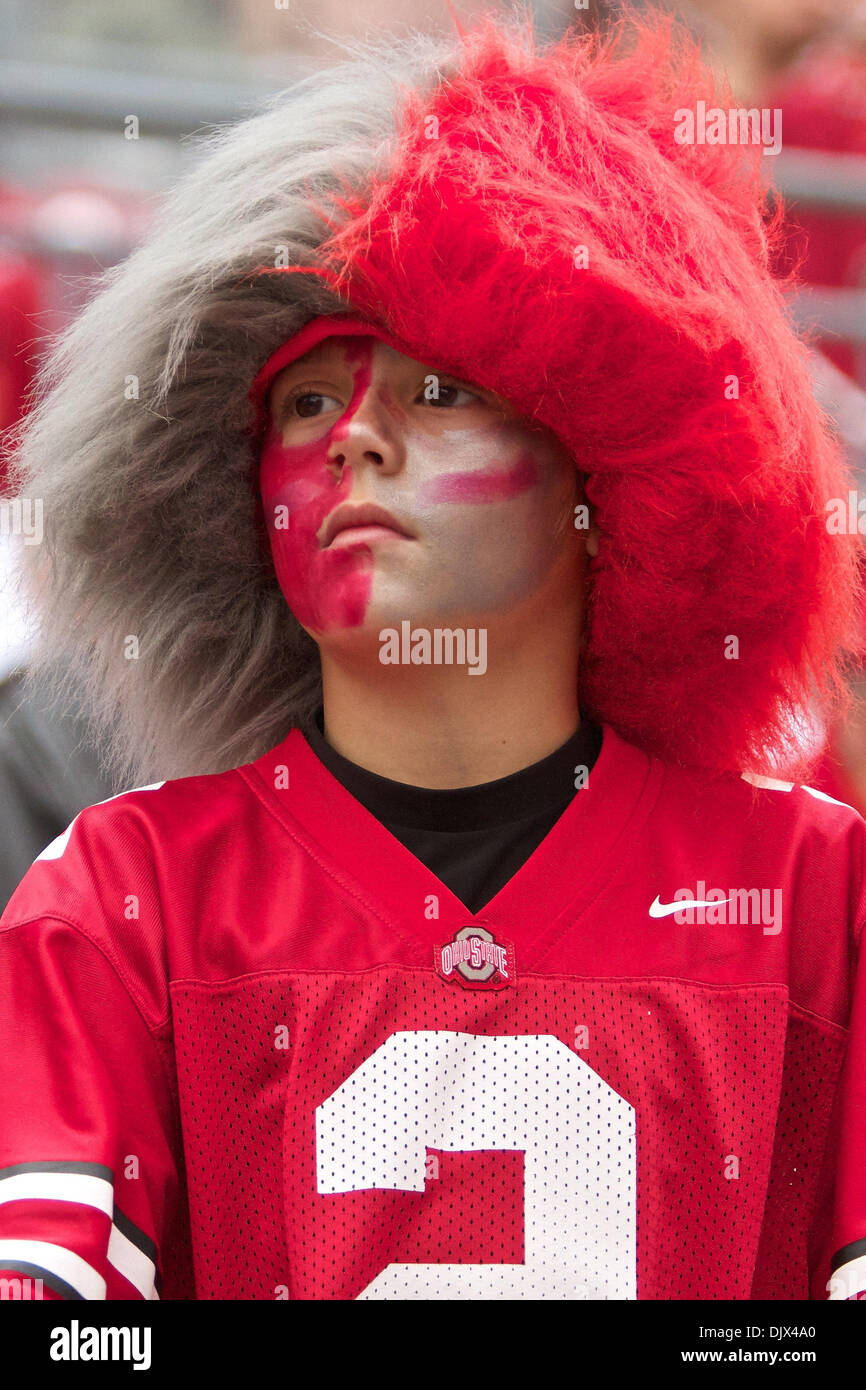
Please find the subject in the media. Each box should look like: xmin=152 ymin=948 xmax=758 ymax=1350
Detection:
xmin=266 ymin=335 xmax=581 ymax=636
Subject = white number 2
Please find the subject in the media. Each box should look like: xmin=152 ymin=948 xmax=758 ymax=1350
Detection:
xmin=316 ymin=1031 xmax=636 ymax=1299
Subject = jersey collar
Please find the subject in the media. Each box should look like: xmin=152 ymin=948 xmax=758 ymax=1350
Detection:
xmin=243 ymin=722 xmax=664 ymax=968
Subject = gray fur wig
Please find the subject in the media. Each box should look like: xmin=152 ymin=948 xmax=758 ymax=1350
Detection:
xmin=6 ymin=6 xmax=861 ymax=787
xmin=7 ymin=28 xmax=459 ymax=786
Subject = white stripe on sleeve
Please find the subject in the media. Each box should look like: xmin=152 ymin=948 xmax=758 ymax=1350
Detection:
xmin=0 ymin=1238 xmax=106 ymax=1299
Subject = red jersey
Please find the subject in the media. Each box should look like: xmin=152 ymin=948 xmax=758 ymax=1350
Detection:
xmin=0 ymin=724 xmax=864 ymax=1300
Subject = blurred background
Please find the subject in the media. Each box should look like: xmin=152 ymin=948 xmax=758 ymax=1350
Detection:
xmin=1 ymin=0 xmax=865 ymax=905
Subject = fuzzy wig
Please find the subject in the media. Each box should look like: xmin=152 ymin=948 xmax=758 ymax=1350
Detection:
xmin=6 ymin=4 xmax=862 ymax=786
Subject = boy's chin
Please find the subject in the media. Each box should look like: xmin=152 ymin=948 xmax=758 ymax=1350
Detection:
xmin=304 ymin=607 xmax=488 ymax=650
xmin=363 ymin=606 xmax=487 ymax=635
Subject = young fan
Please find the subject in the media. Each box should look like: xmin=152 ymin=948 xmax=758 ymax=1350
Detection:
xmin=0 ymin=7 xmax=864 ymax=1300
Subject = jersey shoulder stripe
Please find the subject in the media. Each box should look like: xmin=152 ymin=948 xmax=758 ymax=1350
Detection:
xmin=0 ymin=1161 xmax=158 ymax=1300
xmin=35 ymin=782 xmax=165 ymax=863
xmin=828 ymin=1239 xmax=866 ymax=1300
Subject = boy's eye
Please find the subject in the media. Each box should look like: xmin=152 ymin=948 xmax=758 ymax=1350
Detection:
xmin=423 ymin=381 xmax=479 ymax=408
xmin=275 ymin=375 xmax=484 ymax=424
xmin=280 ymin=390 xmax=341 ymax=421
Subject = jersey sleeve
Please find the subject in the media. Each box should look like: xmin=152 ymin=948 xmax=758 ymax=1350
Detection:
xmin=0 ymin=794 xmax=190 ymax=1301
xmin=811 ymin=918 xmax=866 ymax=1300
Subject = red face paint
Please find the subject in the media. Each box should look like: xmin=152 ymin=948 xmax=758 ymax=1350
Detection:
xmin=419 ymin=451 xmax=539 ymax=504
xmin=257 ymin=328 xmax=580 ymax=635
xmin=258 ymin=338 xmax=378 ymax=633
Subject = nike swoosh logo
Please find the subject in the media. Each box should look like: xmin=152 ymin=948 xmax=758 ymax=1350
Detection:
xmin=649 ymin=894 xmax=732 ymax=918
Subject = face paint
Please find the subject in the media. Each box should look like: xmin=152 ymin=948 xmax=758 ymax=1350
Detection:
xmin=404 ymin=428 xmax=576 ymax=620
xmin=258 ymin=332 xmax=581 ymax=636
xmin=419 ymin=451 xmax=539 ymax=504
xmin=258 ymin=338 xmax=379 ymax=632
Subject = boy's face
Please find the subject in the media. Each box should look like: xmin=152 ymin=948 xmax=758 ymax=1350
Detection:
xmin=259 ymin=334 xmax=585 ymax=640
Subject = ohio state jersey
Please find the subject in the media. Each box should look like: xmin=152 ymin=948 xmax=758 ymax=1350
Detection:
xmin=0 ymin=724 xmax=864 ymax=1300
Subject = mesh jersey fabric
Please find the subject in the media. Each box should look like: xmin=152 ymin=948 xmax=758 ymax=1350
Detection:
xmin=0 ymin=723 xmax=864 ymax=1300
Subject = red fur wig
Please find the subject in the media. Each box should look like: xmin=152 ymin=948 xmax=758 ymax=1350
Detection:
xmin=262 ymin=6 xmax=862 ymax=778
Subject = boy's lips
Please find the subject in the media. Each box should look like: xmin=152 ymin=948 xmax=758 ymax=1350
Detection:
xmin=321 ymin=502 xmax=415 ymax=549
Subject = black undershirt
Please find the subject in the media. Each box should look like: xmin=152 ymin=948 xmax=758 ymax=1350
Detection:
xmin=304 ymin=709 xmax=602 ymax=914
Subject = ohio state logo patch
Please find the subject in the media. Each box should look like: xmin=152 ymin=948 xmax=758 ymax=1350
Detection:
xmin=435 ymin=925 xmax=515 ymax=991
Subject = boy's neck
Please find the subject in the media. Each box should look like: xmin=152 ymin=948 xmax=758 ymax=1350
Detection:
xmin=318 ymin=606 xmax=582 ymax=790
